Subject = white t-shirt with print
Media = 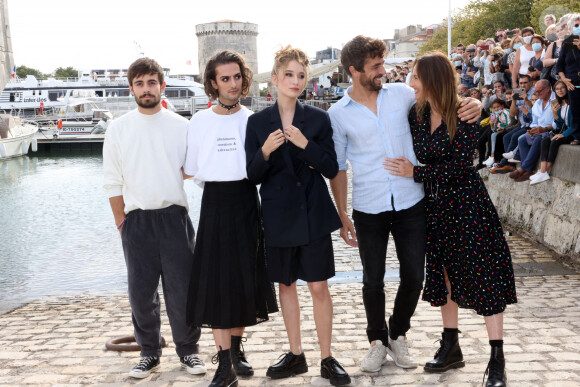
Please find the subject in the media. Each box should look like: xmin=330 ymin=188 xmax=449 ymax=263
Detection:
xmin=184 ymin=106 xmax=253 ymax=188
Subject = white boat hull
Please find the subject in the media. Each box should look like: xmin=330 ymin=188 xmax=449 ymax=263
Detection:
xmin=0 ymin=127 xmax=39 ymax=159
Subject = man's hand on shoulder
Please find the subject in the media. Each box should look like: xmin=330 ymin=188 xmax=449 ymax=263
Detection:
xmin=458 ymin=97 xmax=482 ymax=123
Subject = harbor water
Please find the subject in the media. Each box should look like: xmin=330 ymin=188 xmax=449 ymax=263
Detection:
xmin=0 ymin=152 xmax=202 ymax=313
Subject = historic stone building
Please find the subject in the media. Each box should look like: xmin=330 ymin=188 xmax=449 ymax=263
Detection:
xmin=0 ymin=0 xmax=14 ymax=90
xmin=195 ymin=20 xmax=258 ymax=96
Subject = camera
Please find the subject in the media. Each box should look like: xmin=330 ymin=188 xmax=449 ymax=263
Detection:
xmin=467 ymin=48 xmax=476 ymax=53
xmin=506 ymin=30 xmax=514 ymax=36
xmin=480 ymin=45 xmax=489 ymax=50
xmin=528 ymin=66 xmax=535 ymax=72
xmin=493 ymin=53 xmax=502 ymax=60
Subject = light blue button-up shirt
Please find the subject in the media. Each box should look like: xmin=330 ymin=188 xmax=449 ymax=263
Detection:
xmin=328 ymin=84 xmax=424 ymax=214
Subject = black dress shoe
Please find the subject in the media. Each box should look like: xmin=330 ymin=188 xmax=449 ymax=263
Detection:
xmin=321 ymin=356 xmax=351 ymax=386
xmin=230 ymin=336 xmax=253 ymax=376
xmin=424 ymin=331 xmax=465 ymax=373
xmin=484 ymin=347 xmax=507 ymax=387
xmin=266 ymin=352 xmax=308 ymax=379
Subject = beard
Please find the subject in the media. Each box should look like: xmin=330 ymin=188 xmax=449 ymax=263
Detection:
xmin=360 ymin=73 xmax=383 ymax=92
xmin=135 ymin=93 xmax=161 ymax=109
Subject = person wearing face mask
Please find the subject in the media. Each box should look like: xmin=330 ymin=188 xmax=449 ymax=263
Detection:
xmin=496 ymin=39 xmax=512 ymax=86
xmin=527 ymin=35 xmax=546 ymax=84
xmin=556 ymin=13 xmax=580 ymax=145
xmin=512 ymin=27 xmax=536 ymax=89
xmin=543 ymin=22 xmax=569 ymax=84
xmin=508 ymin=36 xmax=523 ymax=80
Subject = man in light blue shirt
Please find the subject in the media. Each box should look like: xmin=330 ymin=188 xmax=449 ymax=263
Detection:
xmin=510 ymin=79 xmax=555 ymax=182
xmin=329 ymin=35 xmax=482 ymax=373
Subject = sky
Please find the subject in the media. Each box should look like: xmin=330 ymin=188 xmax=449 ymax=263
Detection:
xmin=8 ymin=0 xmax=472 ymax=76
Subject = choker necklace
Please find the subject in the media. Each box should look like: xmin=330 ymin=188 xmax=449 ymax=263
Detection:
xmin=218 ymin=99 xmax=240 ymax=113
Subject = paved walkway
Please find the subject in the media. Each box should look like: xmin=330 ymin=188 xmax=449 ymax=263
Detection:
xmin=0 ymin=233 xmax=579 ymax=386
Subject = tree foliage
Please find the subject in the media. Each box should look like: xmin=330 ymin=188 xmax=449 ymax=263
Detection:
xmin=54 ymin=66 xmax=78 ymax=78
xmin=419 ymin=0 xmax=578 ymax=56
xmin=16 ymin=65 xmax=44 ymax=79
xmin=530 ymin=0 xmax=580 ymax=32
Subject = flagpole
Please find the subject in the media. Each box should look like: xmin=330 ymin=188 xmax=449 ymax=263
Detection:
xmin=448 ymin=0 xmax=452 ymax=56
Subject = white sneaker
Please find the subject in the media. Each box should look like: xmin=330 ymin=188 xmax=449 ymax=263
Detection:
xmin=502 ymin=151 xmax=514 ymax=159
xmin=530 ymin=171 xmax=550 ymax=185
xmin=387 ymin=336 xmax=417 ymax=369
xmin=529 ymin=171 xmax=541 ymax=180
xmin=508 ymin=158 xmax=520 ymax=164
xmin=360 ymin=341 xmax=387 ymax=372
xmin=483 ymin=156 xmax=495 ymax=167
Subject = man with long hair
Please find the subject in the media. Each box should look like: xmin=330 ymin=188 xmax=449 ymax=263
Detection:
xmin=103 ymin=57 xmax=205 ymax=379
xmin=184 ymin=50 xmax=278 ymax=387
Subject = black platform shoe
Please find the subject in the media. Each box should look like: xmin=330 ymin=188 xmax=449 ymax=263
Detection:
xmin=424 ymin=330 xmax=465 ymax=373
xmin=266 ymin=352 xmax=308 ymax=379
xmin=231 ymin=336 xmax=254 ymax=376
xmin=321 ymin=356 xmax=351 ymax=386
xmin=484 ymin=346 xmax=507 ymax=387
xmin=209 ymin=346 xmax=238 ymax=387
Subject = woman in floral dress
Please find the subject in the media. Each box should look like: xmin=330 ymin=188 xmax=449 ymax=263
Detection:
xmin=384 ymin=51 xmax=516 ymax=387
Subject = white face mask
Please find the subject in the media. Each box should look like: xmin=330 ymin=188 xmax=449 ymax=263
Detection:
xmin=523 ymin=36 xmax=532 ymax=44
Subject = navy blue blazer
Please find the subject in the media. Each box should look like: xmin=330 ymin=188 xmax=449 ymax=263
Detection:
xmin=245 ymin=101 xmax=342 ymax=247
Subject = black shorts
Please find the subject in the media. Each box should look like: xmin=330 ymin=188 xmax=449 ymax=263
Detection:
xmin=265 ymin=234 xmax=335 ymax=286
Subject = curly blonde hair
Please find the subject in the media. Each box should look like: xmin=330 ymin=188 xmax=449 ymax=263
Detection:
xmin=272 ymin=45 xmax=311 ymax=81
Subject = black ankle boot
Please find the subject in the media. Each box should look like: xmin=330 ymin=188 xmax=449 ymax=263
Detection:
xmin=424 ymin=330 xmax=465 ymax=372
xmin=209 ymin=347 xmax=238 ymax=387
xmin=484 ymin=346 xmax=506 ymax=387
xmin=231 ymin=336 xmax=254 ymax=376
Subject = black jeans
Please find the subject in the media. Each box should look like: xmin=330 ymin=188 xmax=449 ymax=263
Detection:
xmin=122 ymin=205 xmax=201 ymax=357
xmin=540 ymin=135 xmax=573 ymax=163
xmin=352 ymin=199 xmax=426 ymax=344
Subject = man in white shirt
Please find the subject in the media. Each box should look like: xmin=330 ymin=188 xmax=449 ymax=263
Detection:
xmin=103 ymin=58 xmax=205 ymax=379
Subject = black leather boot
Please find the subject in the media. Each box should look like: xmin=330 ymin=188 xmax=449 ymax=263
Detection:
xmin=231 ymin=336 xmax=254 ymax=376
xmin=266 ymin=352 xmax=308 ymax=379
xmin=484 ymin=346 xmax=507 ymax=387
xmin=209 ymin=347 xmax=238 ymax=387
xmin=424 ymin=330 xmax=465 ymax=372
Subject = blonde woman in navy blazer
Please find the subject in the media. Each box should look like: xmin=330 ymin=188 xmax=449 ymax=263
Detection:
xmin=245 ymin=46 xmax=350 ymax=386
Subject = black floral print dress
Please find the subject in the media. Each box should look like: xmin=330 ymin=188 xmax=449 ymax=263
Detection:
xmin=410 ymin=103 xmax=517 ymax=316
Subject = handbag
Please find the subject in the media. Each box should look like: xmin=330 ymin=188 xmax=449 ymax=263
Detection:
xmin=540 ymin=43 xmax=556 ymax=83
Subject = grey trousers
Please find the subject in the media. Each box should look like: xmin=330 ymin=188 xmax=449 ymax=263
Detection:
xmin=121 ymin=205 xmax=201 ymax=357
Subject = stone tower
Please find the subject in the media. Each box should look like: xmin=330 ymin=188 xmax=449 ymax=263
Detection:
xmin=196 ymin=20 xmax=258 ymax=96
xmin=0 ymin=0 xmax=13 ymax=91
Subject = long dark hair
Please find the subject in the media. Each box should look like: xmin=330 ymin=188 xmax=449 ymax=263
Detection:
xmin=413 ymin=51 xmax=461 ymax=142
xmin=203 ymin=50 xmax=253 ymax=100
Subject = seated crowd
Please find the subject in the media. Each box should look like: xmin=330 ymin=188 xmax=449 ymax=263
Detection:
xmin=447 ymin=13 xmax=580 ymax=185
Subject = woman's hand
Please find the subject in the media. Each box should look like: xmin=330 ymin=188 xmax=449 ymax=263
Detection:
xmin=552 ymin=133 xmax=564 ymax=141
xmin=383 ymin=157 xmax=414 ymax=178
xmin=560 ymin=73 xmax=576 ymax=91
xmin=261 ymin=129 xmax=285 ymax=161
xmin=284 ymin=125 xmax=309 ymax=149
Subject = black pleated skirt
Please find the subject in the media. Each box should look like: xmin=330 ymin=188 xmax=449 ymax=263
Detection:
xmin=186 ymin=179 xmax=279 ymax=329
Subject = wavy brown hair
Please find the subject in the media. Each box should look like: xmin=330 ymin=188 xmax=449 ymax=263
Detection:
xmin=341 ymin=35 xmax=386 ymax=76
xmin=413 ymin=51 xmax=461 ymax=142
xmin=203 ymin=50 xmax=253 ymax=100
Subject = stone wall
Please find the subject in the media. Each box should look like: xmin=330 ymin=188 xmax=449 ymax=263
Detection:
xmin=481 ymin=145 xmax=580 ymax=263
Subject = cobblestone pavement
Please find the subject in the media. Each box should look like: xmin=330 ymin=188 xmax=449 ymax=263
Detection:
xmin=0 ymin=232 xmax=579 ymax=386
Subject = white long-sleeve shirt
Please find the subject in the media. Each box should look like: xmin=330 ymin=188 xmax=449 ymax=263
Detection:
xmin=103 ymin=108 xmax=189 ymax=213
